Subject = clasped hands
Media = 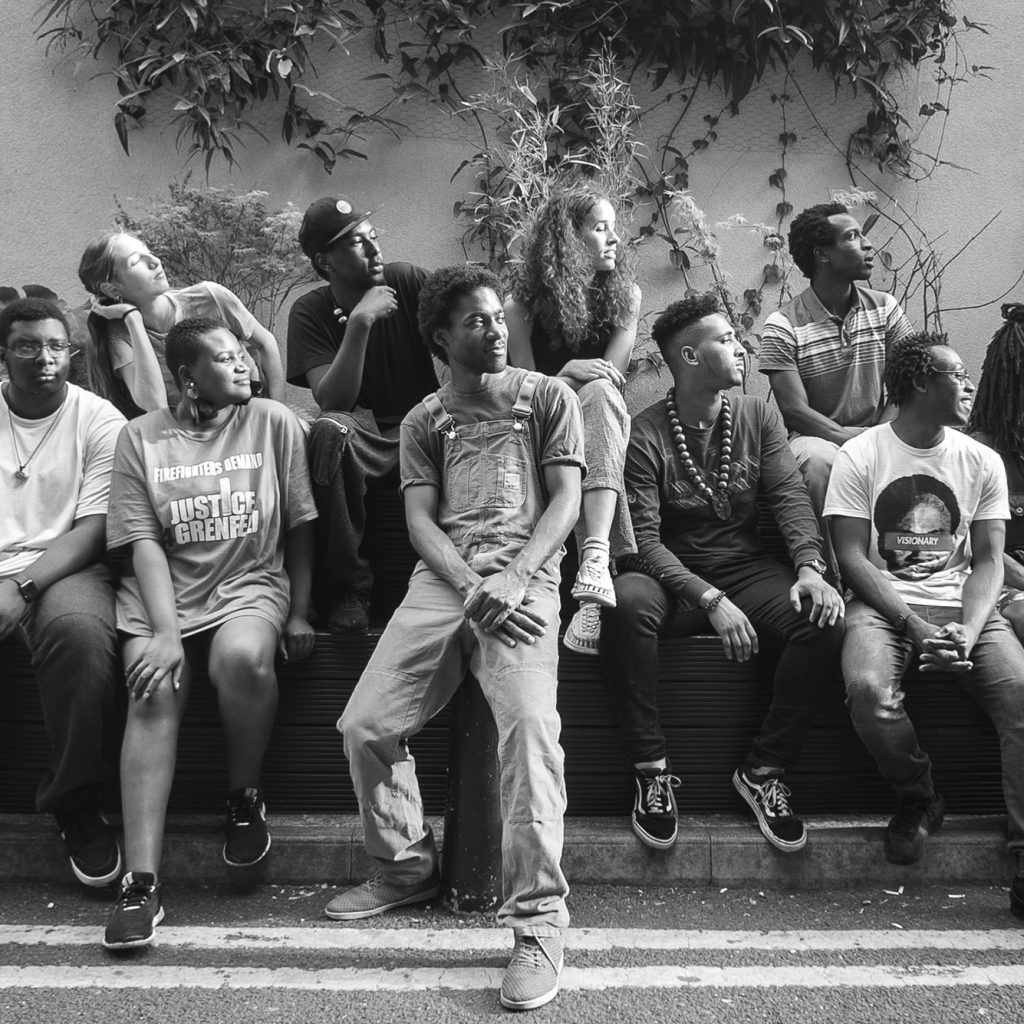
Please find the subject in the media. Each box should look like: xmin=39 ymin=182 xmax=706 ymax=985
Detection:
xmin=463 ymin=569 xmax=546 ymax=648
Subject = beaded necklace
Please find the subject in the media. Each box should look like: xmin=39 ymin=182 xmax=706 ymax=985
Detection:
xmin=665 ymin=388 xmax=733 ymax=520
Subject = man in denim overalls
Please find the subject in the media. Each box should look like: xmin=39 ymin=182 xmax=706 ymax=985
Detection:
xmin=327 ymin=266 xmax=585 ymax=1010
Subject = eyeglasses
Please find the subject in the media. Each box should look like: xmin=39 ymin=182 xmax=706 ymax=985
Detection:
xmin=8 ymin=340 xmax=73 ymax=359
xmin=932 ymin=368 xmax=972 ymax=384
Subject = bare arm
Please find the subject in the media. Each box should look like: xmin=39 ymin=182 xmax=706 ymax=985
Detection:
xmin=767 ymin=369 xmax=863 ymax=445
xmin=309 ymin=287 xmax=399 ymax=410
xmin=118 ymin=309 xmax=168 ymax=411
xmin=0 ymin=515 xmax=107 ymax=641
xmin=280 ymin=519 xmax=316 ymax=662
xmin=246 ymin=321 xmax=285 ymax=402
xmin=504 ymin=298 xmax=537 ymax=371
xmin=960 ymin=519 xmax=1005 ymax=648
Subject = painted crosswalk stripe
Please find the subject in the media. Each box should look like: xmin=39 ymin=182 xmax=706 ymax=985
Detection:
xmin=2 ymin=925 xmax=1024 ymax=952
xmin=2 ymin=964 xmax=1024 ymax=991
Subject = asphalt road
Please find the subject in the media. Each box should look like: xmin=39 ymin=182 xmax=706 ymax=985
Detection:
xmin=1 ymin=880 xmax=1021 ymax=1023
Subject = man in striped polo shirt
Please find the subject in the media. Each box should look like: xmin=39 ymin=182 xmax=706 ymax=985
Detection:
xmin=759 ymin=203 xmax=912 ymax=570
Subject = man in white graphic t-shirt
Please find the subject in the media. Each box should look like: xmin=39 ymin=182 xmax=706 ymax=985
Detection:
xmin=825 ymin=331 xmax=1024 ymax=922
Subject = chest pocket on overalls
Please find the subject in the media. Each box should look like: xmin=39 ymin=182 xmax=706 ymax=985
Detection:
xmin=446 ymin=421 xmax=528 ymax=512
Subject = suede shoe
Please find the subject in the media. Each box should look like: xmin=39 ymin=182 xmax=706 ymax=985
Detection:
xmin=500 ymin=933 xmax=563 ymax=1011
xmin=732 ymin=769 xmax=806 ymax=852
xmin=324 ymin=872 xmax=440 ymax=920
xmin=223 ymin=787 xmax=271 ymax=867
xmin=327 ymin=592 xmax=370 ymax=634
xmin=103 ymin=872 xmax=164 ymax=950
xmin=632 ymin=767 xmax=681 ymax=850
xmin=563 ymin=603 xmax=601 ymax=655
xmin=56 ymin=806 xmax=122 ymax=887
xmin=884 ymin=793 xmax=945 ymax=865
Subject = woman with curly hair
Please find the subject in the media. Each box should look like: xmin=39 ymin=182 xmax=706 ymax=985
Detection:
xmin=78 ymin=231 xmax=285 ymax=418
xmin=968 ymin=302 xmax=1024 ymax=643
xmin=505 ymin=183 xmax=641 ymax=654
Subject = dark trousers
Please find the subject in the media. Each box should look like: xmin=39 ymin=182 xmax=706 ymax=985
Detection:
xmin=307 ymin=408 xmax=401 ymax=605
xmin=600 ymin=556 xmax=843 ymax=772
xmin=17 ymin=563 xmax=124 ymax=814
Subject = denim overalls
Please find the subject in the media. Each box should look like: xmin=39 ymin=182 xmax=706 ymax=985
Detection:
xmin=340 ymin=372 xmax=570 ymax=935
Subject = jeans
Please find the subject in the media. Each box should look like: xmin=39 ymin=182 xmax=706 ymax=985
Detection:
xmin=576 ymin=379 xmax=635 ymax=557
xmin=339 ymin=566 xmax=569 ymax=934
xmin=843 ymin=599 xmax=1024 ymax=858
xmin=16 ymin=563 xmax=123 ymax=814
xmin=307 ymin=408 xmax=400 ymax=604
xmin=600 ymin=557 xmax=843 ymax=772
xmin=790 ymin=433 xmax=840 ymax=575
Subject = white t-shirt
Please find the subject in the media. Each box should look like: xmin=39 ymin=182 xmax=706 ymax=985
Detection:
xmin=1 ymin=383 xmax=126 ymax=578
xmin=824 ymin=423 xmax=1008 ymax=606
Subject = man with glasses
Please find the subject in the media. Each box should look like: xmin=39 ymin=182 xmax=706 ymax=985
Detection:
xmin=826 ymin=333 xmax=1024 ymax=921
xmin=287 ymin=196 xmax=438 ymax=632
xmin=759 ymin=203 xmax=913 ymax=572
xmin=0 ymin=298 xmax=126 ymax=887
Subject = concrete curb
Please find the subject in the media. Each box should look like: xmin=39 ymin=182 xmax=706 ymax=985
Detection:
xmin=2 ymin=813 xmax=1014 ymax=889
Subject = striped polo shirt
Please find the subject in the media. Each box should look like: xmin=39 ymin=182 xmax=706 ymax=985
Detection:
xmin=758 ymin=283 xmax=912 ymax=428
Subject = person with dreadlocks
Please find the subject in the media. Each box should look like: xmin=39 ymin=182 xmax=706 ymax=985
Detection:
xmin=505 ymin=182 xmax=641 ymax=655
xmin=759 ymin=202 xmax=913 ymax=575
xmin=826 ymin=332 xmax=1024 ymax=922
xmin=968 ymin=303 xmax=1024 ymax=644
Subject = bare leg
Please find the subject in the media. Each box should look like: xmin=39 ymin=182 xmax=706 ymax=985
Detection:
xmin=581 ymin=487 xmax=617 ymax=548
xmin=207 ymin=616 xmax=280 ymax=789
xmin=120 ymin=637 xmax=194 ymax=877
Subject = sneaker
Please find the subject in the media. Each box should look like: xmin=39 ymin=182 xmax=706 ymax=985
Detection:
xmin=500 ymin=933 xmax=563 ymax=1011
xmin=571 ymin=555 xmax=616 ymax=609
xmin=632 ymin=767 xmax=681 ymax=850
xmin=223 ymin=787 xmax=271 ymax=867
xmin=732 ymin=769 xmax=806 ymax=852
xmin=563 ymin=603 xmax=601 ymax=655
xmin=324 ymin=872 xmax=440 ymax=921
xmin=103 ymin=871 xmax=164 ymax=950
xmin=56 ymin=806 xmax=122 ymax=887
xmin=327 ymin=592 xmax=370 ymax=634
xmin=1011 ymin=876 xmax=1024 ymax=921
xmin=884 ymin=793 xmax=945 ymax=865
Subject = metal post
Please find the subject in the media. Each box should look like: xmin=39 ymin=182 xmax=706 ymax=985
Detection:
xmin=440 ymin=673 xmax=502 ymax=913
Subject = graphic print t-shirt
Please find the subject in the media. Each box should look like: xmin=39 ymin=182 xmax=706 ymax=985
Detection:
xmin=824 ymin=423 xmax=1008 ymax=606
xmin=108 ymin=401 xmax=316 ymax=637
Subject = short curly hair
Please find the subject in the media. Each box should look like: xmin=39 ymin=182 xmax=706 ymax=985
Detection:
xmin=417 ymin=265 xmax=502 ymax=364
xmin=165 ymin=316 xmax=233 ymax=384
xmin=0 ymin=297 xmax=70 ymax=350
xmin=788 ymin=202 xmax=849 ymax=279
xmin=884 ymin=330 xmax=948 ymax=407
xmin=650 ymin=292 xmax=723 ymax=358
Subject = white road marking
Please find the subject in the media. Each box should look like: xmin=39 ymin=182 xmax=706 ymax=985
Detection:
xmin=1 ymin=925 xmax=1024 ymax=952
xmin=2 ymin=964 xmax=1024 ymax=991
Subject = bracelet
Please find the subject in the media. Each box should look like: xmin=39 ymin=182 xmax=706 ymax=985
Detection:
xmin=702 ymin=589 xmax=726 ymax=615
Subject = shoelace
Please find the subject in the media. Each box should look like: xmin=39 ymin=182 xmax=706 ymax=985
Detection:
xmin=578 ymin=556 xmax=609 ymax=584
xmin=511 ymin=938 xmax=551 ymax=970
xmin=643 ymin=773 xmax=681 ymax=815
xmin=118 ymin=881 xmax=155 ymax=912
xmin=757 ymin=777 xmax=794 ymax=818
xmin=577 ymin=604 xmax=601 ymax=629
xmin=227 ymin=797 xmax=258 ymax=827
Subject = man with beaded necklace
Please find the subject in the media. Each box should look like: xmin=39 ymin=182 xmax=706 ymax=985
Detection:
xmin=600 ymin=293 xmax=844 ymax=853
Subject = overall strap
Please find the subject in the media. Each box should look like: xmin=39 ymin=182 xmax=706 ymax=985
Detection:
xmin=511 ymin=371 xmax=540 ymax=435
xmin=421 ymin=392 xmax=457 ymax=441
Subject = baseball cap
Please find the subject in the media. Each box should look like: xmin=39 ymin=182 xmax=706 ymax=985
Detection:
xmin=298 ymin=196 xmax=380 ymax=258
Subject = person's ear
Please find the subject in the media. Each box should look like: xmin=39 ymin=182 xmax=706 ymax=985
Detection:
xmin=98 ymin=281 xmax=123 ymax=301
xmin=681 ymin=345 xmax=699 ymax=365
xmin=432 ymin=325 xmax=451 ymax=358
xmin=315 ymin=254 xmax=329 ymax=276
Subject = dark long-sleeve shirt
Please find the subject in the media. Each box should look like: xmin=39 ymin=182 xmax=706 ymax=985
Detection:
xmin=623 ymin=392 xmax=824 ymax=605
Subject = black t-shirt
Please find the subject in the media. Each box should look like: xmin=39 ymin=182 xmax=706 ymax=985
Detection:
xmin=529 ymin=319 xmax=611 ymax=377
xmin=286 ymin=263 xmax=439 ymax=425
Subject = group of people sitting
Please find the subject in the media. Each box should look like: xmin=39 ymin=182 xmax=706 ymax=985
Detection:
xmin=3 ymin=185 xmax=1023 ymax=1011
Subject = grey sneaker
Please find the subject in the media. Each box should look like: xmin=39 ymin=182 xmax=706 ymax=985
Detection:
xmin=500 ymin=933 xmax=564 ymax=1011
xmin=571 ymin=555 xmax=616 ymax=608
xmin=324 ymin=872 xmax=440 ymax=921
xmin=563 ymin=603 xmax=601 ymax=655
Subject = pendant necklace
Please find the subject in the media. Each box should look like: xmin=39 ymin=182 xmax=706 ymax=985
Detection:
xmin=5 ymin=388 xmax=66 ymax=485
xmin=666 ymin=388 xmax=733 ymax=520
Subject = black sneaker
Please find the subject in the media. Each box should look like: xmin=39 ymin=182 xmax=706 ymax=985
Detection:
xmin=1011 ymin=876 xmax=1024 ymax=922
xmin=56 ymin=806 xmax=122 ymax=887
xmin=103 ymin=872 xmax=164 ymax=950
xmin=884 ymin=793 xmax=945 ymax=865
xmin=732 ymin=769 xmax=807 ymax=852
xmin=631 ymin=767 xmax=681 ymax=849
xmin=223 ymin=787 xmax=271 ymax=866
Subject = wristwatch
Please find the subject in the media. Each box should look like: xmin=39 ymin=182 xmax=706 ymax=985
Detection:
xmin=14 ymin=577 xmax=38 ymax=603
xmin=797 ymin=558 xmax=828 ymax=576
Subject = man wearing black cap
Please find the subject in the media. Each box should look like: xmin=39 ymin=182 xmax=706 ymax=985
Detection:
xmin=288 ymin=196 xmax=438 ymax=632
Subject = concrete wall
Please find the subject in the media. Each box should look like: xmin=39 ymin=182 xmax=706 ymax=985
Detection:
xmin=2 ymin=3 xmax=1020 ymax=412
